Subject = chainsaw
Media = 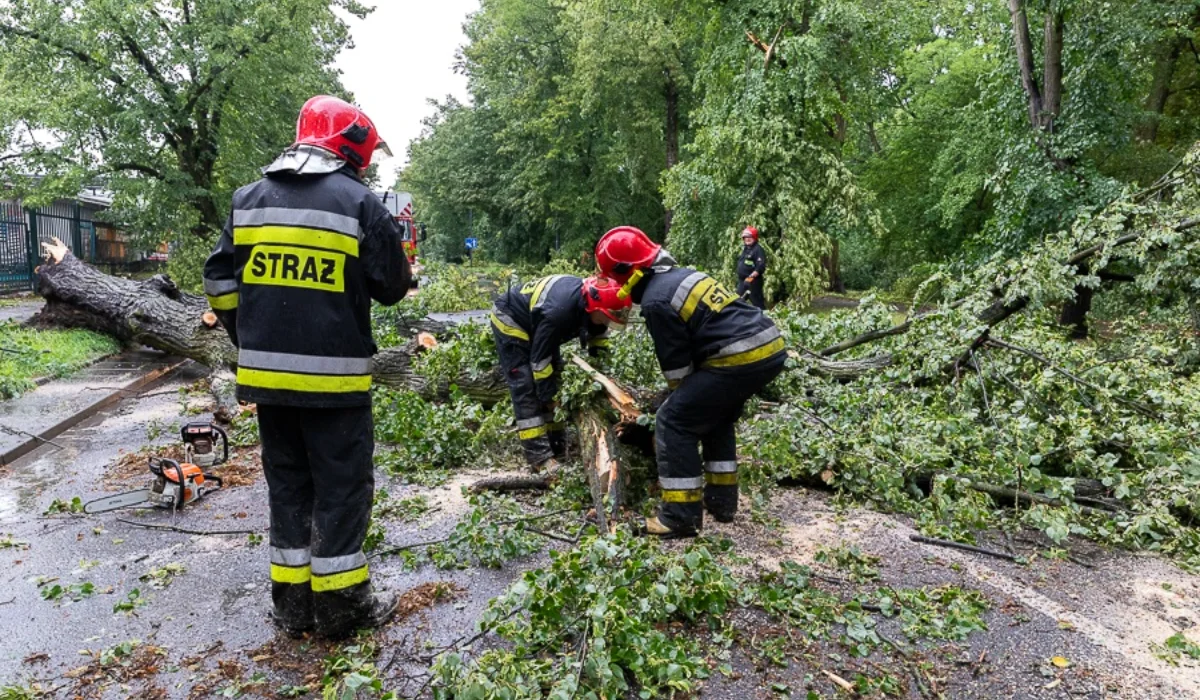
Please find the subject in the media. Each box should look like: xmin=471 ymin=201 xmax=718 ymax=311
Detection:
xmin=84 ymin=422 xmax=229 ymax=515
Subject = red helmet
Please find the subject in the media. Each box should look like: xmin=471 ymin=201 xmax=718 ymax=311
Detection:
xmin=595 ymin=226 xmax=661 ymax=283
xmin=582 ymin=276 xmax=633 ymax=324
xmin=295 ymin=95 xmax=391 ymax=170
xmin=742 ymin=226 xmax=759 ymax=242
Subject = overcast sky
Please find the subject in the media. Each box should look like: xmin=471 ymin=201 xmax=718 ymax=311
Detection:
xmin=334 ymin=1 xmax=480 ymax=188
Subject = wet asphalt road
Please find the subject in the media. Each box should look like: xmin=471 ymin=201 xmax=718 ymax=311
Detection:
xmin=0 ymin=366 xmax=1198 ymax=698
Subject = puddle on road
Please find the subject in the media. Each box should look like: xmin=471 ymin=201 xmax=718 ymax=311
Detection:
xmin=0 ymin=442 xmax=81 ymax=522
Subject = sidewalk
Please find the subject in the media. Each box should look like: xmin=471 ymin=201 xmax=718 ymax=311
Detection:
xmin=0 ymin=349 xmax=187 ymax=465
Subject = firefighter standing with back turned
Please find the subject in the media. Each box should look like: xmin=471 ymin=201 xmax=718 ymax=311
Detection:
xmin=203 ymin=96 xmax=412 ymax=638
xmin=491 ymin=275 xmax=631 ymax=470
xmin=593 ymin=226 xmax=786 ymax=538
xmin=736 ymin=226 xmax=767 ymax=309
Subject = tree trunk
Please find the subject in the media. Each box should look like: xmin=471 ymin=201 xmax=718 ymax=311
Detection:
xmin=822 ymin=239 xmax=845 ymax=293
xmin=1058 ymin=282 xmax=1094 ymax=340
xmin=578 ymin=404 xmax=625 ymax=534
xmin=1137 ymin=38 xmax=1183 ymax=143
xmin=1041 ymin=10 xmax=1065 ymax=131
xmin=664 ymin=69 xmax=680 ymax=236
xmin=1009 ymin=0 xmax=1044 ymax=128
xmin=32 ymin=243 xmax=507 ymax=407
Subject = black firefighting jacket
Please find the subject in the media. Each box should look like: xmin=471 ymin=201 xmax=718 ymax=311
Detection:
xmin=490 ymin=274 xmax=608 ymax=402
xmin=202 ymin=151 xmax=412 ymax=408
xmin=736 ymin=242 xmax=767 ymax=281
xmin=632 ymin=266 xmax=784 ymax=388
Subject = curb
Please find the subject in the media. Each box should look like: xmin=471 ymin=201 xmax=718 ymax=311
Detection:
xmin=0 ymin=357 xmax=191 ymax=466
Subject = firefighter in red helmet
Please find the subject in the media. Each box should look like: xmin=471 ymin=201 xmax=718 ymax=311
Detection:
xmin=594 ymin=226 xmax=785 ymax=538
xmin=203 ymin=96 xmax=411 ymax=638
xmin=490 ymin=275 xmax=630 ymax=469
xmin=736 ymin=226 xmax=767 ymax=309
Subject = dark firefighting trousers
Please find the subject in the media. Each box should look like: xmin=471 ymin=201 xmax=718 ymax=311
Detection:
xmin=737 ymin=277 xmax=765 ymax=309
xmin=492 ymin=329 xmax=565 ymax=464
xmin=655 ymin=353 xmax=786 ymax=531
xmin=258 ymin=404 xmax=375 ymax=636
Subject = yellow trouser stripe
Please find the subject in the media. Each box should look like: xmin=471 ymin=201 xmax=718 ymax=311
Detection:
xmin=519 ymin=426 xmax=549 ymax=440
xmin=680 ymin=277 xmax=716 ymax=322
xmin=705 ymin=472 xmax=739 ymax=486
xmin=237 ymin=367 xmax=371 ymax=393
xmin=662 ymin=488 xmax=703 ymax=503
xmin=208 ymin=292 xmax=239 ymax=311
xmin=533 ymin=364 xmax=554 ymax=380
xmin=490 ymin=313 xmax=530 ymax=341
xmin=703 ymin=338 xmax=786 ymax=368
xmin=234 ymin=225 xmax=359 ymax=257
xmin=312 ymin=565 xmax=369 ymax=592
xmin=271 ymin=564 xmax=312 ymax=584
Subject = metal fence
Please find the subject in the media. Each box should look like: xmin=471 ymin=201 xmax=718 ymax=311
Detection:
xmin=0 ymin=199 xmax=106 ymax=292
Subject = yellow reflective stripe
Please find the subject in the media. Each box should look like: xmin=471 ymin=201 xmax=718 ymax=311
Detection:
xmin=519 ymin=426 xmax=549 ymax=440
xmin=234 ymin=225 xmax=359 ymax=257
xmin=490 ymin=313 xmax=530 ymax=341
xmin=311 ymin=565 xmax=369 ymax=592
xmin=237 ymin=367 xmax=371 ymax=393
xmin=529 ymin=276 xmax=552 ymax=310
xmin=588 ymin=338 xmax=611 ymax=347
xmin=705 ymin=472 xmax=739 ymax=486
xmin=271 ymin=564 xmax=311 ymax=584
xmin=703 ymin=338 xmax=786 ymax=368
xmin=208 ymin=292 xmax=238 ymax=311
xmin=680 ymin=277 xmax=716 ymax=322
xmin=662 ymin=489 xmax=703 ymax=503
xmin=533 ymin=364 xmax=554 ymax=380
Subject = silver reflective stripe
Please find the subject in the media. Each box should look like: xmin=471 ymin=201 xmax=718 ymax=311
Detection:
xmin=238 ymin=350 xmax=372 ymax=376
xmin=670 ymin=272 xmax=709 ymax=313
xmin=233 ymin=207 xmax=361 ymax=239
xmin=660 ymin=476 xmax=705 ymax=490
xmin=705 ymin=461 xmax=738 ymax=474
xmin=491 ymin=306 xmax=525 ymax=331
xmin=708 ymin=326 xmax=782 ymax=359
xmin=516 ymin=416 xmax=546 ymax=430
xmin=531 ymin=357 xmax=552 ymax=372
xmin=204 ymin=277 xmax=238 ymax=296
xmin=663 ymin=365 xmax=693 ymax=381
xmin=271 ymin=547 xmax=311 ymax=566
xmin=311 ymin=551 xmax=367 ymax=575
xmin=533 ymin=275 xmax=568 ymax=309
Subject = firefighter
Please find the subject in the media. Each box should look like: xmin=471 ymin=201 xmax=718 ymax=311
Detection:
xmin=736 ymin=226 xmax=767 ymax=309
xmin=203 ymin=96 xmax=412 ymax=638
xmin=491 ymin=275 xmax=631 ymax=469
xmin=593 ymin=226 xmax=786 ymax=538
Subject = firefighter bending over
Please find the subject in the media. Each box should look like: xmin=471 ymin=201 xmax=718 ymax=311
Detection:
xmin=203 ymin=96 xmax=412 ymax=638
xmin=491 ymin=275 xmax=631 ymax=470
xmin=593 ymin=226 xmax=786 ymax=538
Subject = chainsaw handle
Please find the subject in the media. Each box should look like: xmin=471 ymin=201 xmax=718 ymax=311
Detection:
xmin=149 ymin=457 xmax=187 ymax=511
xmin=211 ymin=424 xmax=229 ymax=466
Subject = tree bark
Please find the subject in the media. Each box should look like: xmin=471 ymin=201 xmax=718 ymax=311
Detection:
xmin=1009 ymin=0 xmax=1044 ymax=129
xmin=1058 ymin=264 xmax=1093 ymax=340
xmin=32 ymin=242 xmax=508 ymax=406
xmin=1041 ymin=10 xmax=1065 ymax=131
xmin=579 ymin=404 xmax=625 ymax=534
xmin=821 ymin=239 xmax=845 ymax=293
xmin=1137 ymin=38 xmax=1183 ymax=143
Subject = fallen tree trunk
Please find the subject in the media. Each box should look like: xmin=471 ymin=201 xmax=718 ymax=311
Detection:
xmin=32 ymin=240 xmax=507 ymax=412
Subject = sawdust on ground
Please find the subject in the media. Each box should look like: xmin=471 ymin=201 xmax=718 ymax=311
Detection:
xmin=106 ymin=444 xmax=262 ymax=488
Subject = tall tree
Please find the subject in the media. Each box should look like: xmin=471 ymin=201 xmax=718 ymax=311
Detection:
xmin=0 ymin=0 xmax=365 ymax=250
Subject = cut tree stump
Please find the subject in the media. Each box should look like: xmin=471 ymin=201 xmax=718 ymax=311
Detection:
xmin=32 ymin=239 xmax=508 ymax=412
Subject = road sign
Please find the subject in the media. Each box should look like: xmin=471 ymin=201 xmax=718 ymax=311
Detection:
xmin=465 ymin=237 xmax=478 ymax=250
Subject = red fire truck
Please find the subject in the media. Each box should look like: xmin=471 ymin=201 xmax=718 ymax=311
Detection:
xmin=374 ymin=190 xmax=424 ymax=274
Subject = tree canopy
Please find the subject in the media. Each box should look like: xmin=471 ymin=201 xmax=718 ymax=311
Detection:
xmin=0 ymin=0 xmax=366 ymax=283
xmin=404 ymin=0 xmax=1200 ymax=301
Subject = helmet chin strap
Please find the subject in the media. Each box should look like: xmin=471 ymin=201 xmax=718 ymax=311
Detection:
xmin=617 ymin=269 xmax=645 ymax=300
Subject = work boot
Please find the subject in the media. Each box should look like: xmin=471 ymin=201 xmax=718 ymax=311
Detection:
xmin=706 ymin=507 xmax=736 ymax=524
xmin=271 ymin=611 xmax=314 ymax=639
xmin=317 ymin=591 xmax=399 ymax=640
xmin=639 ymin=515 xmax=699 ymax=540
